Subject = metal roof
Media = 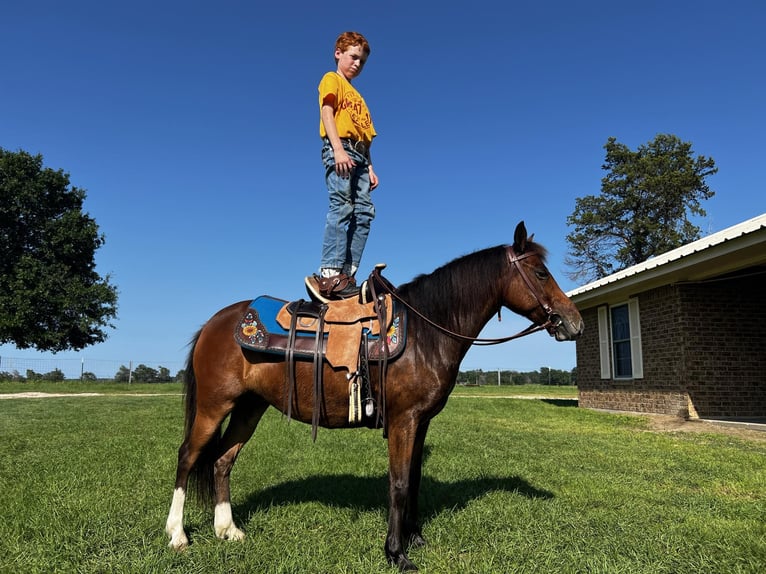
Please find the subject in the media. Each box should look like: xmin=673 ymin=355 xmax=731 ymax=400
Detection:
xmin=567 ymin=212 xmax=766 ymax=307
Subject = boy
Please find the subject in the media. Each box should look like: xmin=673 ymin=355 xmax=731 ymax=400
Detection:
xmin=306 ymin=31 xmax=379 ymax=301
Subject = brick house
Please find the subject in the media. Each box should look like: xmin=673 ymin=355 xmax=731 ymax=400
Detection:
xmin=568 ymin=213 xmax=766 ymax=421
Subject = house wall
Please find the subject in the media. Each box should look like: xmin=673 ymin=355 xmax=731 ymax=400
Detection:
xmin=679 ymin=273 xmax=766 ymax=418
xmin=577 ymin=286 xmax=690 ymax=416
xmin=577 ymin=272 xmax=766 ymax=419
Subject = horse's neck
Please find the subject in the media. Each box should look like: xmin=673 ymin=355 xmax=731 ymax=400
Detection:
xmin=402 ymin=249 xmax=506 ymax=346
xmin=459 ymin=299 xmax=501 ymax=339
xmin=410 ymin=283 xmax=500 ymax=342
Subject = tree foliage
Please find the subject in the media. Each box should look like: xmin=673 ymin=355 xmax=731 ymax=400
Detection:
xmin=0 ymin=148 xmax=118 ymax=351
xmin=25 ymin=368 xmax=65 ymax=381
xmin=114 ymin=364 xmax=175 ymax=383
xmin=565 ymin=134 xmax=717 ymax=283
xmin=458 ymin=367 xmax=575 ymax=386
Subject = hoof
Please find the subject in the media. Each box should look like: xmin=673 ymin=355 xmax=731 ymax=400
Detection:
xmin=215 ymin=525 xmax=246 ymax=541
xmin=388 ymin=553 xmax=418 ymax=572
xmin=167 ymin=531 xmax=189 ymax=552
xmin=408 ymin=532 xmax=427 ymax=549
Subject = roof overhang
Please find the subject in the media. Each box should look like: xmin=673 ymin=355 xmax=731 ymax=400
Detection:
xmin=567 ymin=213 xmax=766 ymax=308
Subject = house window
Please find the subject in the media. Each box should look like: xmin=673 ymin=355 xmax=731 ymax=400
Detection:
xmin=611 ymin=305 xmax=633 ymax=377
xmin=597 ymin=299 xmax=643 ymax=380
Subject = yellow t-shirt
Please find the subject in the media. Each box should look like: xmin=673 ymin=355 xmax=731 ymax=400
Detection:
xmin=318 ymin=72 xmax=376 ymax=144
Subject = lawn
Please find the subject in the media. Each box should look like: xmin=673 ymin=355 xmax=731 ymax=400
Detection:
xmin=452 ymin=382 xmax=578 ymax=399
xmin=0 ymin=384 xmax=763 ymax=573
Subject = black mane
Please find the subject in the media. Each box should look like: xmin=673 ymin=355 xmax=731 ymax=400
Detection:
xmin=396 ymin=241 xmax=547 ymax=349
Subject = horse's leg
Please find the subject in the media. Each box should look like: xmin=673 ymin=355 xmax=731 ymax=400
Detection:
xmin=212 ymin=394 xmax=268 ymax=542
xmin=404 ymin=420 xmax=430 ymax=548
xmin=166 ymin=410 xmax=228 ymax=550
xmin=385 ymin=417 xmax=419 ymax=572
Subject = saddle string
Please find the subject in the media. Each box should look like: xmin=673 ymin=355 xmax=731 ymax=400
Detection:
xmin=283 ymin=300 xmax=329 ymax=442
xmin=311 ymin=304 xmax=327 ymax=442
xmin=284 ymin=303 xmax=300 ymax=421
xmin=367 ymin=274 xmax=389 ymax=433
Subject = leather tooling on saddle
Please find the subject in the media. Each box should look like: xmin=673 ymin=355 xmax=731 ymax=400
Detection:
xmin=235 ymin=295 xmax=404 ymax=366
xmin=234 ymin=293 xmax=405 ymax=437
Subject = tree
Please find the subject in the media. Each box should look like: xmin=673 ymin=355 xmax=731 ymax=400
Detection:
xmin=114 ymin=365 xmax=131 ymax=382
xmin=132 ymin=364 xmax=159 ymax=382
xmin=0 ymin=148 xmax=118 ymax=351
xmin=44 ymin=368 xmax=66 ymax=381
xmin=565 ymin=134 xmax=717 ymax=282
xmin=25 ymin=368 xmax=64 ymax=381
xmin=457 ymin=368 xmax=577 ymax=386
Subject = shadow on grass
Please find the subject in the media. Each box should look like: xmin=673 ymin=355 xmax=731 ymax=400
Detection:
xmin=541 ymin=398 xmax=578 ymax=407
xmin=235 ymin=472 xmax=553 ymax=518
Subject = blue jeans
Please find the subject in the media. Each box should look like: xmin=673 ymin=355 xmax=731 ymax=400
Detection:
xmin=319 ymin=140 xmax=375 ymax=274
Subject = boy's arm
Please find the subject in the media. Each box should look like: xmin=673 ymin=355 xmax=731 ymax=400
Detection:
xmin=368 ymin=164 xmax=379 ymax=190
xmin=321 ymin=103 xmax=355 ymax=177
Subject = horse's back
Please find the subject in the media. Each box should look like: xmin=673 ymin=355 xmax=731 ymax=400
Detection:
xmin=192 ymin=299 xmax=346 ymax=425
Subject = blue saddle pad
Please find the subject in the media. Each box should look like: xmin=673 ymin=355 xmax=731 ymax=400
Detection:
xmin=234 ymin=295 xmax=405 ymax=361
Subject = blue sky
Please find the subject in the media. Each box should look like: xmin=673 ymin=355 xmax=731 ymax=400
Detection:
xmin=2 ymin=1 xmax=764 ymax=378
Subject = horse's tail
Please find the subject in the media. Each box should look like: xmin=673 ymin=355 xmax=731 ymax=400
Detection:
xmin=182 ymin=328 xmax=219 ymax=507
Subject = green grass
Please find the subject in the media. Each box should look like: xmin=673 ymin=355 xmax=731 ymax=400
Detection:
xmin=0 ymin=380 xmax=183 ymax=394
xmin=0 ymin=380 xmax=576 ymax=398
xmin=453 ymin=383 xmax=578 ymax=399
xmin=0 ymin=387 xmax=763 ymax=573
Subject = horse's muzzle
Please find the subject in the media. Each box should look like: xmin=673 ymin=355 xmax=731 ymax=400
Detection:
xmin=549 ymin=315 xmax=584 ymax=341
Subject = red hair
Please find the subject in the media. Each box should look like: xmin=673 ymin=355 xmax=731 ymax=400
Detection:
xmin=334 ymin=31 xmax=370 ymax=62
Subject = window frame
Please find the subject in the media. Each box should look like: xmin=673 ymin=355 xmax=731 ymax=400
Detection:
xmin=597 ymin=299 xmax=643 ymax=380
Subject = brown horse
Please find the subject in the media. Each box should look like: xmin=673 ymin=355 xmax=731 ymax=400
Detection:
xmin=165 ymin=221 xmax=583 ymax=571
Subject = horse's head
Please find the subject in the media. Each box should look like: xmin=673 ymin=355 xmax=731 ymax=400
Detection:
xmin=504 ymin=221 xmax=584 ymax=341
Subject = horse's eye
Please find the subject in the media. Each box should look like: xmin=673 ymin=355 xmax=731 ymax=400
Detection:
xmin=535 ymin=270 xmax=549 ymax=281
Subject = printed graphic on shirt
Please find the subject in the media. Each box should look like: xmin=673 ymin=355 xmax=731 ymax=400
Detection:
xmin=319 ymin=72 xmax=376 ymax=142
xmin=340 ymin=90 xmax=372 ymax=131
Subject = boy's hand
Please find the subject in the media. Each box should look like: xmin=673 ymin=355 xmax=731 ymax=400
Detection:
xmin=369 ymin=166 xmax=379 ymax=190
xmin=333 ymin=148 xmax=356 ymax=178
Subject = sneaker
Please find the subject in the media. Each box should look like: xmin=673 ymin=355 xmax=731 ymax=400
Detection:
xmin=332 ymin=282 xmax=360 ymax=299
xmin=321 ymin=273 xmax=359 ymax=299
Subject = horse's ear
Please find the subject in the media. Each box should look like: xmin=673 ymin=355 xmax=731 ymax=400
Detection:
xmin=513 ymin=221 xmax=528 ymax=253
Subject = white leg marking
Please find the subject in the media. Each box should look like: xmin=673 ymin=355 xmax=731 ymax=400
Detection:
xmin=166 ymin=487 xmax=189 ymax=551
xmin=214 ymin=502 xmax=245 ymax=541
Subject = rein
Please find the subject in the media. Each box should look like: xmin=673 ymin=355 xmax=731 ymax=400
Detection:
xmin=369 ymin=246 xmax=560 ymax=346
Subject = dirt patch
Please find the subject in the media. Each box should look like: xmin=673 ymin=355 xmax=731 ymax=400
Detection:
xmin=0 ymin=392 xmax=105 ymax=399
xmin=0 ymin=392 xmax=178 ymax=400
xmin=637 ymin=413 xmax=766 ymax=442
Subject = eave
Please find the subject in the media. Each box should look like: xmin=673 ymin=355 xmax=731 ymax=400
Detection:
xmin=567 ymin=213 xmax=766 ymax=308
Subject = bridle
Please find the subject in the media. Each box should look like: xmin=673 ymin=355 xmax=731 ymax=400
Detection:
xmin=504 ymin=246 xmax=563 ymax=340
xmin=364 ymin=245 xmax=562 ymax=431
xmin=367 ymin=245 xmax=562 ymax=346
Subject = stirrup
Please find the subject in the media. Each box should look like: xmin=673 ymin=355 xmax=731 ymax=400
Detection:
xmin=320 ymin=273 xmax=359 ymax=298
xmin=305 ymin=274 xmax=359 ymax=302
xmin=305 ymin=276 xmax=331 ymax=303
